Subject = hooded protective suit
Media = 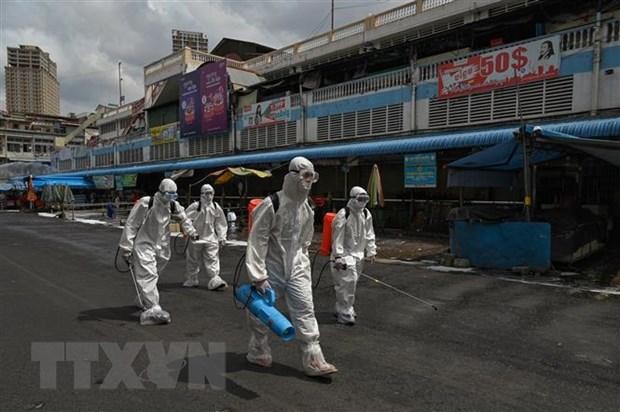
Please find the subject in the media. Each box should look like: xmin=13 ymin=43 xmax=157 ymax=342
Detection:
xmin=183 ymin=184 xmax=228 ymax=290
xmin=331 ymin=186 xmax=377 ymax=325
xmin=245 ymin=156 xmax=337 ymax=377
xmin=119 ymin=178 xmax=197 ymax=325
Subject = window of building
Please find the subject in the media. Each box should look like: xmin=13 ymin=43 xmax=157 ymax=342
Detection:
xmin=7 ymin=143 xmax=21 ymax=152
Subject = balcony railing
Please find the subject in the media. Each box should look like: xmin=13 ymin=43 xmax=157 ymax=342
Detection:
xmin=312 ymin=68 xmax=411 ymax=103
xmin=244 ymin=0 xmax=457 ymax=73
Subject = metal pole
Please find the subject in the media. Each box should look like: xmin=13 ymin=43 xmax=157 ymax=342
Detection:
xmin=590 ymin=0 xmax=602 ymax=115
xmin=522 ymin=128 xmax=531 ymax=222
xmin=331 ymin=0 xmax=334 ymax=33
xmin=118 ymin=61 xmax=124 ymax=106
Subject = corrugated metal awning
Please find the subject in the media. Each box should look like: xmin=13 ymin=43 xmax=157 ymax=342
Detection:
xmin=46 ymin=116 xmax=620 ymax=178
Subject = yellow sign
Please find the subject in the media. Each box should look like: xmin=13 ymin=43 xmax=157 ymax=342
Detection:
xmin=150 ymin=123 xmax=178 ymax=145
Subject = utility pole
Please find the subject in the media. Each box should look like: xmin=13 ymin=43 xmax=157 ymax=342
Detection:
xmin=118 ymin=61 xmax=125 ymax=106
xmin=515 ymin=67 xmax=531 ymax=221
xmin=331 ymin=0 xmax=335 ymax=33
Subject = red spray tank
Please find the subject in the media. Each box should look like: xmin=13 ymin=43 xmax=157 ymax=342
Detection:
xmin=247 ymin=198 xmax=263 ymax=232
xmin=319 ymin=212 xmax=337 ymax=256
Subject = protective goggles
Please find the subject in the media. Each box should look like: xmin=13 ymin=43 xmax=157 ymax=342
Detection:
xmin=352 ymin=193 xmax=370 ymax=202
xmin=291 ymin=169 xmax=319 ymax=183
xmin=161 ymin=191 xmax=178 ymax=200
xmin=201 ymin=190 xmax=214 ymax=195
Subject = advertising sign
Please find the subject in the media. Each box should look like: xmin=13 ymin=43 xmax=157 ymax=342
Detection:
xmin=201 ymin=60 xmax=228 ymax=134
xmin=405 ymin=153 xmax=437 ymax=188
xmin=179 ymin=61 xmax=229 ymax=138
xmin=115 ymin=174 xmax=137 ymax=189
xmin=92 ymin=175 xmax=114 ymax=190
xmin=438 ymin=36 xmax=560 ymax=98
xmin=241 ymin=96 xmax=291 ymax=129
xmin=151 ymin=122 xmax=178 ymax=145
xmin=179 ymin=70 xmax=201 ymax=138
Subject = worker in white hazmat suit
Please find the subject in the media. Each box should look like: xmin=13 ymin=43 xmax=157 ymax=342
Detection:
xmin=119 ymin=178 xmax=198 ymax=325
xmin=331 ymin=186 xmax=377 ymax=325
xmin=245 ymin=156 xmax=338 ymax=377
xmin=183 ymin=184 xmax=228 ymax=290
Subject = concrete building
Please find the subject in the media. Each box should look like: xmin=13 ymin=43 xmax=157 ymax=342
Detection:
xmin=0 ymin=112 xmax=91 ymax=164
xmin=5 ymin=45 xmax=60 ymax=116
xmin=50 ymin=0 xmax=620 ymax=247
xmin=172 ymin=30 xmax=208 ymax=53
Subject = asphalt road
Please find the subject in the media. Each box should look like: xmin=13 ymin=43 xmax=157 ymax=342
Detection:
xmin=1 ymin=213 xmax=619 ymax=411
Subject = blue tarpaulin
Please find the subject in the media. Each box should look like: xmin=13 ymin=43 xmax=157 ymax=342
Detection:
xmin=447 ymin=139 xmax=563 ymax=171
xmin=531 ymin=125 xmax=620 ymax=166
xmin=9 ymin=176 xmax=94 ymax=190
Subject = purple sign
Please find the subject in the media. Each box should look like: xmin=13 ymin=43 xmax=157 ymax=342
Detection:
xmin=200 ymin=60 xmax=228 ymax=134
xmin=179 ymin=70 xmax=200 ymax=138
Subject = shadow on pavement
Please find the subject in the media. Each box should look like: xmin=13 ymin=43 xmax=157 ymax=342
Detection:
xmin=174 ymin=352 xmax=332 ymax=400
xmin=77 ymin=305 xmax=141 ymax=322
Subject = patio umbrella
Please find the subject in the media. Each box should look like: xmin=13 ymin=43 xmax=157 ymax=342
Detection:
xmin=207 ymin=166 xmax=272 ymax=185
xmin=367 ymin=164 xmax=385 ymax=208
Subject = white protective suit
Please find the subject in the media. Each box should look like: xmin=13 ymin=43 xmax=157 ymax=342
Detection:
xmin=183 ymin=184 xmax=228 ymax=290
xmin=119 ymin=178 xmax=197 ymax=325
xmin=331 ymin=186 xmax=377 ymax=325
xmin=245 ymin=156 xmax=338 ymax=377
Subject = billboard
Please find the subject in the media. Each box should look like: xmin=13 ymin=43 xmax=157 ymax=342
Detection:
xmin=404 ymin=153 xmax=437 ymax=188
xmin=201 ymin=60 xmax=228 ymax=133
xmin=115 ymin=174 xmax=137 ymax=189
xmin=179 ymin=60 xmax=228 ymax=138
xmin=151 ymin=122 xmax=179 ymax=145
xmin=241 ymin=96 xmax=291 ymax=129
xmin=438 ymin=36 xmax=561 ymax=98
xmin=92 ymin=175 xmax=114 ymax=190
xmin=179 ymin=70 xmax=201 ymax=138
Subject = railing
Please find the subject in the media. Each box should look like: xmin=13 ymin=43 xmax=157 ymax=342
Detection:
xmin=190 ymin=50 xmax=245 ymax=69
xmin=422 ymin=0 xmax=453 ymax=11
xmin=244 ymin=0 xmax=456 ymax=72
xmin=312 ymin=68 xmax=411 ymax=103
xmin=145 ymin=48 xmax=245 ymax=80
xmin=374 ymin=2 xmax=417 ymax=27
xmin=332 ymin=22 xmax=365 ymax=41
xmin=144 ymin=51 xmax=183 ymax=76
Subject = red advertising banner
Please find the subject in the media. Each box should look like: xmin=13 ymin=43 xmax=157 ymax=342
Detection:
xmin=437 ymin=36 xmax=561 ymax=98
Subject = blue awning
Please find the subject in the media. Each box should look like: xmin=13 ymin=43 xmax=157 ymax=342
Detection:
xmin=0 ymin=182 xmax=23 ymax=192
xmin=447 ymin=139 xmax=563 ymax=170
xmin=46 ymin=116 xmax=620 ymax=178
xmin=531 ymin=125 xmax=620 ymax=166
xmin=9 ymin=176 xmax=95 ymax=190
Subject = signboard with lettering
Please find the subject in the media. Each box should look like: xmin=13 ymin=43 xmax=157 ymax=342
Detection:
xmin=241 ymin=96 xmax=291 ymax=129
xmin=438 ymin=36 xmax=560 ymax=98
xmin=405 ymin=153 xmax=437 ymax=188
xmin=179 ymin=61 xmax=229 ymax=137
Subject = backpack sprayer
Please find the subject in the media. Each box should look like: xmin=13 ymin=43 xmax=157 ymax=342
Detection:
xmin=230 ymin=196 xmax=296 ymax=342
